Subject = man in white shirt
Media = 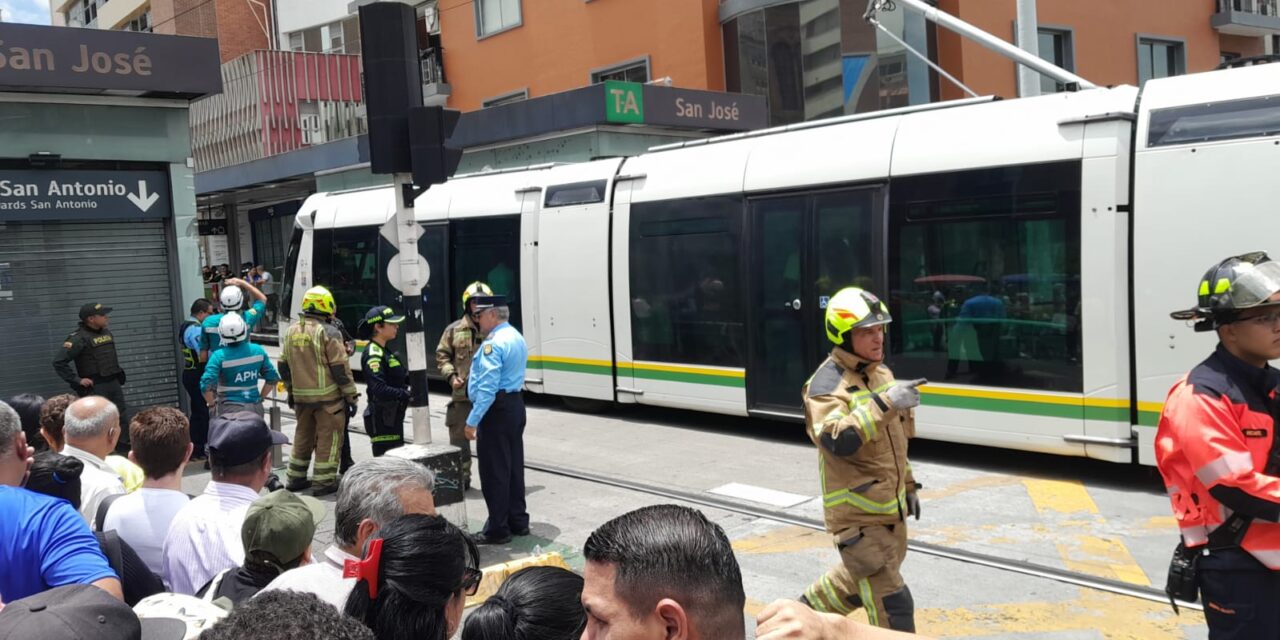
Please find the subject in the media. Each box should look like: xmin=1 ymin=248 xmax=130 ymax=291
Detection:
xmin=61 ymin=397 xmax=126 ymax=527
xmin=162 ymin=411 xmax=287 ymax=595
xmin=257 ymin=456 xmax=435 ymax=609
xmin=103 ymin=407 xmax=193 ymax=578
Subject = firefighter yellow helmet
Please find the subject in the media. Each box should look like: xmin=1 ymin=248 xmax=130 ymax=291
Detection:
xmin=301 ymin=286 xmax=336 ymax=316
xmin=462 ymin=281 xmax=493 ymax=306
xmin=824 ymin=287 xmax=892 ymax=345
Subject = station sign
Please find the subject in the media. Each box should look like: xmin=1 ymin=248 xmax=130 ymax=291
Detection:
xmin=0 ymin=169 xmax=171 ymax=222
xmin=605 ymin=81 xmax=768 ymax=131
xmin=0 ymin=23 xmax=221 ymax=98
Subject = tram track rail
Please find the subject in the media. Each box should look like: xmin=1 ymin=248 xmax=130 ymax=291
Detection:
xmin=521 ymin=458 xmax=1200 ymax=613
xmin=269 ymin=402 xmax=1198 ymax=612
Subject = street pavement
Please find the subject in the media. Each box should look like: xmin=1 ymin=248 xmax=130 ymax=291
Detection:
xmin=178 ymin=346 xmax=1206 ymax=639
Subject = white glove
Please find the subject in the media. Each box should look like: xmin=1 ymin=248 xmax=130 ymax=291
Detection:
xmin=883 ymin=379 xmax=927 ymax=411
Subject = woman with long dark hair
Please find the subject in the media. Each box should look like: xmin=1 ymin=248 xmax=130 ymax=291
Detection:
xmin=343 ymin=513 xmax=482 ymax=640
xmin=462 ymin=566 xmax=586 ymax=640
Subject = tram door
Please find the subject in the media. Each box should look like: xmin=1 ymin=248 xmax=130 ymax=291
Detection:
xmin=748 ymin=188 xmax=881 ymax=415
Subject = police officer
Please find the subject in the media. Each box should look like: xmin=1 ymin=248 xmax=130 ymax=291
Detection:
xmin=279 ymin=286 xmax=358 ymax=497
xmin=799 ymin=287 xmax=924 ymax=632
xmin=181 ymin=298 xmax=216 ymax=460
xmin=436 ymin=281 xmax=492 ymax=489
xmin=359 ymin=305 xmax=410 ymax=457
xmin=53 ymin=302 xmax=129 ymax=450
xmin=464 ymin=294 xmax=529 ymax=545
xmin=1158 ymin=251 xmax=1280 ymax=638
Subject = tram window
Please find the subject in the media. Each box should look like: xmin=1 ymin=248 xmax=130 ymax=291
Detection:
xmin=314 ymin=227 xmax=381 ymax=333
xmin=545 ymin=180 xmax=607 ymax=207
xmin=630 ymin=196 xmax=746 ymax=367
xmin=1148 ymin=94 xmax=1280 ymax=147
xmin=888 ymin=161 xmax=1083 ymax=393
xmin=280 ymin=224 xmax=302 ymax=321
xmin=451 ymin=216 xmax=522 ymax=330
xmin=419 ymin=225 xmax=450 ymax=374
xmin=814 ymin=190 xmax=875 ymax=296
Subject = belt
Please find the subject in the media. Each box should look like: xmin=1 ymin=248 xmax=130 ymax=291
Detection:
xmin=496 ymin=389 xmax=523 ymax=397
xmin=91 ymin=374 xmax=121 ymax=383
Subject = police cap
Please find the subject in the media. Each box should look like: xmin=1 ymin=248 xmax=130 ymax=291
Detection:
xmin=469 ymin=295 xmax=507 ymax=311
xmin=363 ymin=305 xmax=405 ymax=325
xmin=79 ymin=303 xmax=112 ymax=320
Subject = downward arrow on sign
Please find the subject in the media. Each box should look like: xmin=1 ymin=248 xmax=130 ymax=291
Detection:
xmin=127 ymin=180 xmax=159 ymax=212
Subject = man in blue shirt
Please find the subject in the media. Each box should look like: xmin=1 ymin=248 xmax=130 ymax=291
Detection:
xmin=0 ymin=400 xmax=121 ymax=602
xmin=202 ymin=277 xmax=268 ymax=354
xmin=181 ymin=298 xmax=216 ymax=461
xmin=464 ymin=295 xmax=529 ymax=545
xmin=201 ymin=314 xmax=280 ymax=418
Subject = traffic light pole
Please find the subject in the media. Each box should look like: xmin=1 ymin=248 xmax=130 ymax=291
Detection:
xmin=393 ymin=172 xmax=432 ymax=445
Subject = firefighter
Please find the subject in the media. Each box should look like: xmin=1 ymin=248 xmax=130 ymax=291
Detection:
xmin=800 ymin=287 xmax=925 ymax=632
xmin=279 ymin=286 xmax=358 ymax=497
xmin=435 ymin=281 xmax=492 ymax=490
xmin=1158 ymin=251 xmax=1280 ymax=638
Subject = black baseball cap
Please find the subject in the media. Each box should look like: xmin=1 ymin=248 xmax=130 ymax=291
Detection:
xmin=469 ymin=295 xmax=508 ymax=310
xmin=363 ymin=305 xmax=405 ymax=325
xmin=79 ymin=303 xmax=112 ymax=320
xmin=0 ymin=584 xmax=187 ymax=640
xmin=208 ymin=411 xmax=289 ymax=467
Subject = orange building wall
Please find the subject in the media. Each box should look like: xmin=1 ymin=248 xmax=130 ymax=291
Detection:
xmin=440 ymin=0 xmax=725 ymax=111
xmin=936 ymin=0 xmax=1225 ymax=101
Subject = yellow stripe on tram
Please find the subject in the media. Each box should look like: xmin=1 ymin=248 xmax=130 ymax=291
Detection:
xmin=922 ymin=385 xmax=1130 ymax=410
xmin=628 ymin=361 xmax=746 ymax=378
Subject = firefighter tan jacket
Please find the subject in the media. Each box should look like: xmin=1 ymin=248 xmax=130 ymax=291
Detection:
xmin=804 ymin=347 xmax=918 ymax=534
xmin=435 ymin=316 xmax=483 ymax=402
xmin=280 ymin=315 xmax=357 ymax=405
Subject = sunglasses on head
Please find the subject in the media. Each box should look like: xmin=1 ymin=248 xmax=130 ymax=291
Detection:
xmin=459 ymin=567 xmax=482 ymax=596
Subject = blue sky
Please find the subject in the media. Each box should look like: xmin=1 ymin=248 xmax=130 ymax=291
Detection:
xmin=1 ymin=0 xmax=51 ymax=24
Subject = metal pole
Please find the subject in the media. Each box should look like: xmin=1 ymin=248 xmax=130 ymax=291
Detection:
xmin=1015 ymin=0 xmax=1041 ymax=97
xmin=393 ymin=172 xmax=432 ymax=445
xmin=879 ymin=0 xmax=1096 ymax=90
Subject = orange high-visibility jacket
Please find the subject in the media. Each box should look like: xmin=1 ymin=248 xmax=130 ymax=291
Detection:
xmin=1156 ymin=345 xmax=1280 ymax=568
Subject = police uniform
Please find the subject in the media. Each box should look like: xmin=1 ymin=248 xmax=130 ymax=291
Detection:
xmin=436 ymin=313 xmax=484 ymax=487
xmin=467 ymin=295 xmax=529 ymax=543
xmin=279 ymin=287 xmax=358 ymax=496
xmin=180 ymin=315 xmax=210 ymax=457
xmin=1158 ymin=253 xmax=1280 ymax=638
xmin=361 ymin=306 xmax=410 ymax=457
xmin=53 ymin=302 xmax=128 ymax=446
xmin=800 ymin=288 xmax=921 ymax=632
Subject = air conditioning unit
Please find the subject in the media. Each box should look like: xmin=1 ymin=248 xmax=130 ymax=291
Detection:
xmin=299 ymin=113 xmax=323 ymax=145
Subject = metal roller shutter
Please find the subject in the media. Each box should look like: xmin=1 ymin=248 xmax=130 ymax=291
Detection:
xmin=0 ymin=221 xmax=179 ymax=416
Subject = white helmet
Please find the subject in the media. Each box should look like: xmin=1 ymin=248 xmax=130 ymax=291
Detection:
xmin=219 ymin=285 xmax=245 ymax=312
xmin=218 ymin=313 xmax=248 ymax=345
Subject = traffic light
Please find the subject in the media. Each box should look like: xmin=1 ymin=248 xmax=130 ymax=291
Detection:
xmin=359 ymin=2 xmax=422 ymax=175
xmin=408 ymin=105 xmax=462 ymax=188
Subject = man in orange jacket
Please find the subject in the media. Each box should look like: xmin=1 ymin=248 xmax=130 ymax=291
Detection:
xmin=1157 ymin=251 xmax=1280 ymax=638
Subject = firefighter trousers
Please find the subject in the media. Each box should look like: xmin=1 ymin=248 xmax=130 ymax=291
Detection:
xmin=445 ymin=400 xmax=473 ymax=486
xmin=804 ymin=522 xmax=914 ymax=632
xmin=287 ymin=400 xmax=345 ymax=487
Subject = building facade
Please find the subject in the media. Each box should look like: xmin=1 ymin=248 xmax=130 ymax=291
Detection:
xmin=49 ymin=0 xmax=272 ymax=62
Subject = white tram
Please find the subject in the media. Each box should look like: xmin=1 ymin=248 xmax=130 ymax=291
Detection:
xmin=280 ymin=62 xmax=1280 ymax=465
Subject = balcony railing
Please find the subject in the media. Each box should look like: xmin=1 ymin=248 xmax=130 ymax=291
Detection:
xmin=1214 ymin=0 xmax=1280 ymax=35
xmin=190 ymin=50 xmax=366 ymax=173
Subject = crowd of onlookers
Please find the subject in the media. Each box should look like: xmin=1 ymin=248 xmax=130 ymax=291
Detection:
xmin=0 ymin=395 xmax=914 ymax=640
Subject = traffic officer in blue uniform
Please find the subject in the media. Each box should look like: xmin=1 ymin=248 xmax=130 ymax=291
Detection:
xmin=181 ymin=298 xmax=216 ymax=461
xmin=53 ymin=302 xmax=129 ymax=451
xmin=464 ymin=295 xmax=529 ymax=545
xmin=358 ymin=305 xmax=410 ymax=457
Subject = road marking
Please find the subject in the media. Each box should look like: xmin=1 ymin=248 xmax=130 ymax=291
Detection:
xmin=732 ymin=526 xmax=830 ymax=555
xmin=1022 ymin=478 xmax=1099 ymax=514
xmin=709 ymin=482 xmax=811 ymax=508
xmin=1022 ymin=478 xmax=1151 ymax=587
xmin=915 ymin=587 xmax=1202 ymax=637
